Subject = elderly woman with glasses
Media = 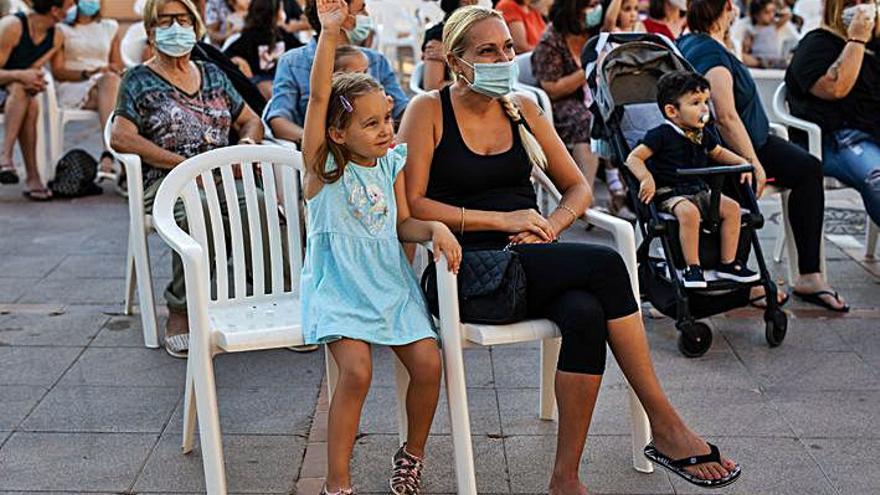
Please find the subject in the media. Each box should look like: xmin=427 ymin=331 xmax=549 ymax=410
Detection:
xmin=110 ymin=0 xmax=265 ymax=358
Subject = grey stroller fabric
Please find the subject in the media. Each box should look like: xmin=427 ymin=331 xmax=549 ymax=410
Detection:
xmin=620 ymin=102 xmax=666 ymax=151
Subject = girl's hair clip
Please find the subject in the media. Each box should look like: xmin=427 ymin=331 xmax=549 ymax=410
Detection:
xmin=339 ymin=95 xmax=353 ymax=113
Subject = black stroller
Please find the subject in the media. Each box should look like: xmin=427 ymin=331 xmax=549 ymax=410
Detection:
xmin=583 ymin=33 xmax=787 ymax=357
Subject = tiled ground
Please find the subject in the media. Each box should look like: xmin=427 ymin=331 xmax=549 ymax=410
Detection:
xmin=1 ymin=121 xmax=878 ymax=494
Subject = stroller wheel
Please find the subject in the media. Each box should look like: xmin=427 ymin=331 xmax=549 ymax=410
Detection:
xmin=676 ymin=321 xmax=713 ymax=358
xmin=764 ymin=309 xmax=787 ymax=347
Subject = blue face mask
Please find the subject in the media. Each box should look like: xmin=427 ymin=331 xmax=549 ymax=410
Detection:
xmin=585 ymin=5 xmax=603 ymax=29
xmin=77 ymin=0 xmax=101 ymax=17
xmin=458 ymin=58 xmax=520 ymax=98
xmin=154 ymin=22 xmax=197 ymax=58
xmin=345 ymin=15 xmax=373 ymax=45
xmin=64 ymin=6 xmax=77 ymax=23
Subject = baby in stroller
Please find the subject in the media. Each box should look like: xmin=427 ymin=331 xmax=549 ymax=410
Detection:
xmin=626 ymin=71 xmax=761 ymax=288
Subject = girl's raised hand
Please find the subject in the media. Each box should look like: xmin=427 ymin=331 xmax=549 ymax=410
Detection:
xmin=317 ymin=0 xmax=349 ymax=33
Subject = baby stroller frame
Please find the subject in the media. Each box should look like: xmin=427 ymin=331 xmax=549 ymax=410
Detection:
xmin=583 ymin=33 xmax=787 ymax=357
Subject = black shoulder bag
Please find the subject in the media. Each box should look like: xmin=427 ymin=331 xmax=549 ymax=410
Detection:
xmin=421 ymin=247 xmax=528 ymax=325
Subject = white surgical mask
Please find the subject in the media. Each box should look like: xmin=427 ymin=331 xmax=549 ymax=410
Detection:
xmin=458 ymin=58 xmax=520 ymax=98
xmin=669 ymin=0 xmax=688 ymax=11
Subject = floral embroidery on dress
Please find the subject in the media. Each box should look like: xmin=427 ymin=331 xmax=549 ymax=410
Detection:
xmin=344 ymin=171 xmax=389 ymax=235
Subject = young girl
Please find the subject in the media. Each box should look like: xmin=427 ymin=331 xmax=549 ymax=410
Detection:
xmin=742 ymin=0 xmax=794 ymax=68
xmin=609 ymin=0 xmax=647 ymax=32
xmin=300 ymin=1 xmax=462 ymax=494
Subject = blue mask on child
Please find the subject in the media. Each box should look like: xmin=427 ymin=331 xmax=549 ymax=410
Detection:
xmin=345 ymin=15 xmax=373 ymax=45
xmin=64 ymin=6 xmax=77 ymax=23
xmin=154 ymin=22 xmax=197 ymax=58
xmin=585 ymin=5 xmax=603 ymax=29
xmin=77 ymin=0 xmax=101 ymax=17
xmin=458 ymin=58 xmax=520 ymax=98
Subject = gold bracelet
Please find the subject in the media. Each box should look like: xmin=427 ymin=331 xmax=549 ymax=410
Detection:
xmin=557 ymin=204 xmax=578 ymax=222
xmin=459 ymin=207 xmax=466 ymax=236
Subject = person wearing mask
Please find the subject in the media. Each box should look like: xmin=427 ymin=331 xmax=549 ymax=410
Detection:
xmin=0 ymin=0 xmax=71 ymax=201
xmin=679 ymin=0 xmax=849 ymax=312
xmin=224 ymin=0 xmax=302 ymax=99
xmin=644 ymin=0 xmax=686 ymax=40
xmin=111 ymin=0 xmax=266 ymax=357
xmin=265 ymin=0 xmax=407 ymax=146
xmin=52 ymin=0 xmax=123 ymax=178
xmin=786 ymin=0 xmax=880 ymax=249
xmin=402 ymin=6 xmax=743 ymax=491
xmin=421 ymin=0 xmax=479 ymax=91
xmin=496 ymin=0 xmax=548 ymax=52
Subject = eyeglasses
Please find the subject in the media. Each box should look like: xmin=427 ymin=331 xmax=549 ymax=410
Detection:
xmin=156 ymin=13 xmax=195 ymax=28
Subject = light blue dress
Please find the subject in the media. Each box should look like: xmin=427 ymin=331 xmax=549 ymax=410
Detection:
xmin=300 ymin=145 xmax=436 ymax=345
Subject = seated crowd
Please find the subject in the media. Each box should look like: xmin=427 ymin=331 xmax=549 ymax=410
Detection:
xmin=1 ymin=0 xmax=878 ymax=491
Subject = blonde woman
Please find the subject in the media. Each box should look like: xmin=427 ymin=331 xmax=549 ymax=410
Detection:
xmin=401 ymin=5 xmax=742 ymax=492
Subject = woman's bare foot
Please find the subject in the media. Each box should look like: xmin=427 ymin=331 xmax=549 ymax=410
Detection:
xmin=793 ymin=273 xmax=848 ymax=311
xmin=548 ymin=477 xmax=590 ymax=495
xmin=651 ymin=427 xmax=737 ymax=481
xmin=165 ymin=311 xmax=189 ymax=337
xmin=748 ymin=284 xmax=788 ymax=309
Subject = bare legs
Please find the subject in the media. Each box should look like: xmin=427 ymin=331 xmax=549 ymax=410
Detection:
xmin=549 ymin=371 xmax=601 ymax=495
xmin=325 ymin=338 xmax=441 ymax=491
xmin=2 ymin=83 xmax=44 ymax=190
xmin=83 ymin=73 xmax=121 ymax=173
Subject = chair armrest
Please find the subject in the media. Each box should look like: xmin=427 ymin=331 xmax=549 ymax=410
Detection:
xmin=676 ymin=164 xmax=752 ymax=176
xmin=772 ymin=84 xmax=822 ymax=160
xmin=420 ymin=241 xmax=467 ymax=346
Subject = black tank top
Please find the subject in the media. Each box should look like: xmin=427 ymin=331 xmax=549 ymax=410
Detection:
xmin=4 ymin=13 xmax=55 ymax=70
xmin=426 ymin=86 xmax=538 ymax=249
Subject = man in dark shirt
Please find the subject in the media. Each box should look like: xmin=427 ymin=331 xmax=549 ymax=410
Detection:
xmin=626 ymin=71 xmax=759 ymax=287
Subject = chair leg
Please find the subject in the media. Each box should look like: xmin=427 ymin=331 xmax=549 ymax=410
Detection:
xmin=324 ymin=346 xmax=339 ymax=406
xmin=539 ymin=338 xmax=560 ymax=421
xmin=132 ymin=228 xmax=159 ymax=348
xmin=780 ymin=191 xmax=799 ymax=284
xmin=866 ymin=219 xmax=879 ymax=258
xmin=393 ymin=355 xmax=410 ymax=446
xmin=124 ymin=235 xmax=136 ymax=315
xmin=181 ymin=355 xmax=198 ymax=454
xmin=440 ymin=341 xmax=477 ymax=495
xmin=190 ymin=343 xmax=228 ymax=494
xmin=772 ymin=223 xmax=786 ymax=263
xmin=626 ymin=382 xmax=653 ymax=474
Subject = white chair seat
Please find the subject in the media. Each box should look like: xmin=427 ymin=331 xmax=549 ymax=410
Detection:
xmin=209 ymin=294 xmax=303 ymax=352
xmin=463 ymin=319 xmax=559 ymax=347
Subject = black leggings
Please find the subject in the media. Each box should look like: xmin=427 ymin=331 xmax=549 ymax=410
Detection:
xmin=510 ymin=242 xmax=639 ymax=375
xmin=756 ymin=134 xmax=825 ymax=275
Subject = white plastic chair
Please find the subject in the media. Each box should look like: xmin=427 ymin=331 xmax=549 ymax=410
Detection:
xmin=44 ymin=72 xmax=101 ymax=171
xmin=749 ymin=68 xmax=786 ymax=124
xmin=104 ymin=119 xmax=160 ymax=348
xmin=366 ymin=0 xmax=422 ymax=72
xmin=513 ymin=52 xmax=555 ymax=125
xmin=433 ymin=166 xmax=653 ymax=495
xmin=410 ymin=60 xmax=426 ymax=95
xmin=151 ymin=144 xmax=409 ymax=494
xmin=772 ymin=83 xmax=880 ymax=261
xmin=121 ymin=22 xmax=148 ymax=68
xmin=416 ymin=0 xmax=445 ymax=27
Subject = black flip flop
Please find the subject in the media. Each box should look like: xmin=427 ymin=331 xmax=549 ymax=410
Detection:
xmin=748 ymin=292 xmax=790 ymax=309
xmin=793 ymin=290 xmax=850 ymax=313
xmin=22 ymin=189 xmax=53 ymax=201
xmin=644 ymin=442 xmax=742 ymax=489
xmin=0 ymin=167 xmax=19 ymax=184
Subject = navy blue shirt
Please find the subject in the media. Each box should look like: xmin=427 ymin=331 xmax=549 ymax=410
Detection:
xmin=640 ymin=122 xmax=721 ymax=189
xmin=678 ymin=33 xmax=770 ymax=149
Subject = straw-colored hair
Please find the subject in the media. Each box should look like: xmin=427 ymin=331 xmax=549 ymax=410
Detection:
xmin=316 ymin=72 xmax=385 ymax=184
xmin=143 ymin=0 xmax=207 ymax=39
xmin=443 ymin=5 xmax=548 ymax=170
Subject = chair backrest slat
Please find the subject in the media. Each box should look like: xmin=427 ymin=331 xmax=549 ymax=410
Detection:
xmin=181 ymin=181 xmax=211 ymax=275
xmin=219 ymin=164 xmax=248 ymax=298
xmin=281 ymin=165 xmax=303 ymax=293
xmin=200 ymin=171 xmax=229 ymax=301
xmin=260 ymin=162 xmax=286 ymax=295
xmin=240 ymin=162 xmax=266 ymax=296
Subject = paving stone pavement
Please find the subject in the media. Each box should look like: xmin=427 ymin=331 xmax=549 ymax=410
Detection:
xmin=1 ymin=121 xmax=878 ymax=494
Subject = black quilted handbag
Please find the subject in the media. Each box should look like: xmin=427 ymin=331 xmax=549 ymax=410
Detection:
xmin=48 ymin=149 xmax=102 ymax=198
xmin=421 ymin=249 xmax=528 ymax=325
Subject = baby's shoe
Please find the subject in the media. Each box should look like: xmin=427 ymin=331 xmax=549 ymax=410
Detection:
xmin=390 ymin=444 xmax=424 ymax=495
xmin=683 ymin=265 xmax=708 ymax=288
xmin=716 ymin=260 xmax=760 ymax=283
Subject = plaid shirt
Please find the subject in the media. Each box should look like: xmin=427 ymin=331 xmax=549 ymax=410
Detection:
xmin=264 ymin=39 xmax=409 ymax=128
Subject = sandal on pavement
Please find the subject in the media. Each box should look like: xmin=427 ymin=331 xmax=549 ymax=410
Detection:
xmin=748 ymin=292 xmax=789 ymax=309
xmin=22 ymin=189 xmax=52 ymax=201
xmin=320 ymin=486 xmax=354 ymax=495
xmin=164 ymin=334 xmax=189 ymax=358
xmin=0 ymin=165 xmax=19 ymax=184
xmin=644 ymin=442 xmax=742 ymax=489
xmin=792 ymin=290 xmax=850 ymax=313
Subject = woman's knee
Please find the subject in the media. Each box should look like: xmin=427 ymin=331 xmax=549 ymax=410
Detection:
xmin=98 ymin=72 xmax=122 ymax=91
xmin=589 ymin=245 xmax=629 ymax=280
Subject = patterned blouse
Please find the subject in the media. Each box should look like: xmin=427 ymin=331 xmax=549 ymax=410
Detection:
xmin=115 ymin=62 xmax=245 ymax=190
xmin=531 ymin=26 xmax=592 ymax=145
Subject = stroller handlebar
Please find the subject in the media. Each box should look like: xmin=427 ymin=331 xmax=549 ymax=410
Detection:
xmin=675 ymin=164 xmax=754 ymax=177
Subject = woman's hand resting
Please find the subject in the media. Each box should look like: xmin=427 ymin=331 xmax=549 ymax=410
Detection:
xmin=431 ymin=222 xmax=462 ymax=274
xmin=501 ymin=209 xmax=556 ymax=242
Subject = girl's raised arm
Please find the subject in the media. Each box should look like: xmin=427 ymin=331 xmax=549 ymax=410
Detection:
xmin=301 ymin=0 xmax=348 ymax=199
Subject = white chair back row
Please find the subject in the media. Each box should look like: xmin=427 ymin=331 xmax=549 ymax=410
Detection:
xmin=151 ymin=145 xmax=652 ymax=494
